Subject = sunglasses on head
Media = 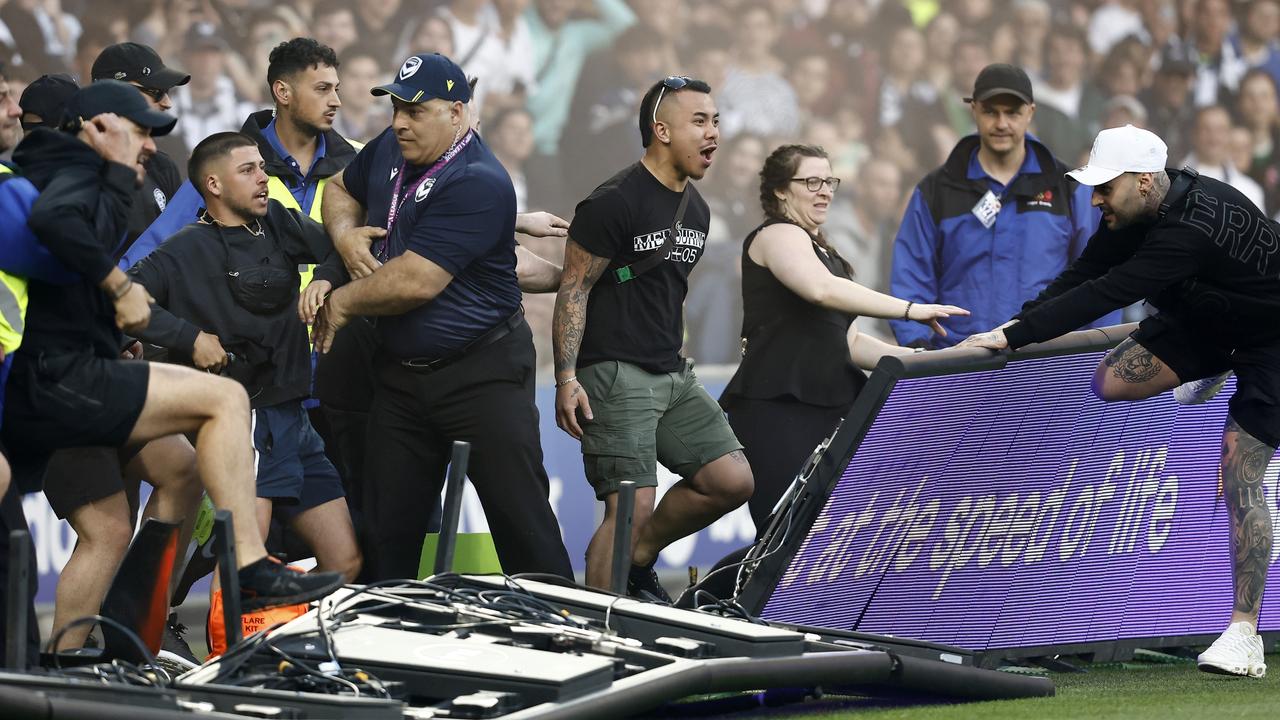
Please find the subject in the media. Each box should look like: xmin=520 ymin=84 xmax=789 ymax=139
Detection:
xmin=651 ymin=75 xmax=691 ymax=126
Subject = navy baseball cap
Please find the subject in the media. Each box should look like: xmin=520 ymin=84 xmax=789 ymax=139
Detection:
xmin=67 ymin=80 xmax=178 ymax=136
xmin=372 ymin=53 xmax=471 ymax=104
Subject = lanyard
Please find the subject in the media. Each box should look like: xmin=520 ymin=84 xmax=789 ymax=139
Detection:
xmin=387 ymin=129 xmax=474 ymax=233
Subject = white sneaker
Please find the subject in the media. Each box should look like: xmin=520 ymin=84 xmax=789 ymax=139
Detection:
xmin=1197 ymin=621 xmax=1267 ymax=677
xmin=1174 ymin=371 xmax=1232 ymax=405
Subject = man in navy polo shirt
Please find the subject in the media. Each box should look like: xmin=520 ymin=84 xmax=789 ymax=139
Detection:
xmin=312 ymin=53 xmax=573 ymax=580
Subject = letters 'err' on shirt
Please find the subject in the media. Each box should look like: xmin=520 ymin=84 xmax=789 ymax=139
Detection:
xmin=341 ymin=127 xmax=521 ymax=359
xmin=568 ymin=162 xmax=712 ymax=374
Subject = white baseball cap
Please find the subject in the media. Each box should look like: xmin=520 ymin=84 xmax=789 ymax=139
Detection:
xmin=1066 ymin=125 xmax=1168 ymax=186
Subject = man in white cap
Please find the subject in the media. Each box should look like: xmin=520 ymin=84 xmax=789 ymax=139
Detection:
xmin=961 ymin=124 xmax=1279 ymax=678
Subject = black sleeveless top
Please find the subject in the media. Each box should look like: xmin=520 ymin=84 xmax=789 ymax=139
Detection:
xmin=721 ymin=219 xmax=867 ymax=408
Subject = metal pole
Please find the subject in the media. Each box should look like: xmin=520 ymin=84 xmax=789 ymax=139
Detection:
xmin=212 ymin=510 xmax=242 ymax=648
xmin=433 ymin=441 xmax=471 ymax=576
xmin=6 ymin=529 xmax=30 ymax=670
xmin=609 ymin=480 xmax=636 ymax=596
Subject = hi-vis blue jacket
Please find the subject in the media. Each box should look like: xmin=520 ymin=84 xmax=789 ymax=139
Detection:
xmin=889 ymin=134 xmax=1122 ymax=348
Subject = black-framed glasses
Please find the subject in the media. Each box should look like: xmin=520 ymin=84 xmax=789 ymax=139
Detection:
xmin=651 ymin=75 xmax=691 ymax=125
xmin=791 ymin=176 xmax=841 ymax=192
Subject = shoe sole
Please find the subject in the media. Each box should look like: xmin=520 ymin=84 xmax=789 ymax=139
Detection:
xmin=1197 ymin=660 xmax=1266 ymax=678
xmin=156 ymin=649 xmax=200 ymax=672
xmin=241 ymin=576 xmax=345 ymax=613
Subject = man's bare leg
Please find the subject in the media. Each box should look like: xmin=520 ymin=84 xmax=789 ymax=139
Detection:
xmin=126 ymin=435 xmax=202 ymax=598
xmin=584 ymin=488 xmax=655 ymax=588
xmin=631 ymin=451 xmax=754 ymax=567
xmin=50 ymin=492 xmax=133 ymax=650
xmin=125 ymin=363 xmax=267 ymax=568
xmin=290 ymin=498 xmax=362 ymax=582
xmin=1221 ymin=417 xmax=1275 ymax=626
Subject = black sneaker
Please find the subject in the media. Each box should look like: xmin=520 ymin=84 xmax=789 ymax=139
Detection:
xmin=156 ymin=611 xmax=200 ymax=672
xmin=627 ymin=563 xmax=672 ymax=604
xmin=238 ymin=557 xmax=344 ymax=612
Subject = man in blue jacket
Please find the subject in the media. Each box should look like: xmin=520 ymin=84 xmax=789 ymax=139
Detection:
xmin=889 ymin=63 xmax=1122 ymax=348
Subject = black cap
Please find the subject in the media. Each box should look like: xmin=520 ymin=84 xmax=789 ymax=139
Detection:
xmin=91 ymin=42 xmax=190 ymax=91
xmin=372 ymin=53 xmax=471 ymax=104
xmin=67 ymin=80 xmax=178 ymax=136
xmin=185 ymin=22 xmax=228 ymax=52
xmin=964 ymin=63 xmax=1034 ymax=105
xmin=1157 ymin=46 xmax=1196 ymax=76
xmin=19 ymin=74 xmax=78 ymax=127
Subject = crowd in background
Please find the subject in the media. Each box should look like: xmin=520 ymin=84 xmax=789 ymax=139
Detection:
xmin=1 ymin=0 xmax=1276 ymax=368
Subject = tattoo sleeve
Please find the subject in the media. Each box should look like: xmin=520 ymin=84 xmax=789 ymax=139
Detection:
xmin=553 ymin=238 xmax=611 ymax=378
xmin=1102 ymin=338 xmax=1164 ymax=383
xmin=1221 ymin=416 xmax=1276 ymax=618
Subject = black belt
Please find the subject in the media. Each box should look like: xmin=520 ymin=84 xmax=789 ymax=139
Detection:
xmin=400 ymin=309 xmax=524 ymax=373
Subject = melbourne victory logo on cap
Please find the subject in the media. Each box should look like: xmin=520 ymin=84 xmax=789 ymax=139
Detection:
xmin=399 ymin=56 xmax=422 ymax=81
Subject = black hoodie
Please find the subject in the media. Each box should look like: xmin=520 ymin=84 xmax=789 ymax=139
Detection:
xmin=13 ymin=128 xmax=138 ymax=359
xmin=129 ymin=201 xmax=346 ymax=408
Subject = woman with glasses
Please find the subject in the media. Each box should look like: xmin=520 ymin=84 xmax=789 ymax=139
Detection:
xmin=720 ymin=144 xmax=968 ymax=534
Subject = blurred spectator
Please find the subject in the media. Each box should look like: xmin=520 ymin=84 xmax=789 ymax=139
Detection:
xmin=1236 ymin=68 xmax=1280 ymax=213
xmin=789 ymin=50 xmax=833 ymax=119
xmin=395 ymin=15 xmax=455 ymax=63
xmin=1230 ymin=125 xmax=1255 ymax=178
xmin=333 ymin=47 xmax=389 ymax=143
xmin=938 ymin=34 xmax=990 ymax=141
xmin=1143 ymin=48 xmax=1197 ymax=159
xmin=169 ymin=22 xmax=258 ymax=154
xmin=470 ymin=0 xmax=539 ymax=114
xmin=526 ymin=0 xmax=635 ymax=157
xmin=827 ymin=154 xmax=904 ymax=335
xmin=313 ymin=1 xmax=360 ymax=58
xmin=684 ymin=29 xmax=730 ymax=92
xmin=1097 ymin=46 xmax=1146 ymax=99
xmin=1087 ymin=0 xmax=1148 ymax=56
xmin=922 ymin=11 xmax=959 ymax=93
xmin=1010 ymin=0 xmax=1051 ymax=80
xmin=704 ymin=132 xmax=767 ymax=245
xmin=816 ymin=0 xmax=879 ymax=127
xmin=72 ymin=26 xmax=111 ymax=84
xmin=954 ymin=0 xmax=1000 ymax=36
xmin=1100 ymin=94 xmax=1149 ymax=134
xmin=355 ymin=0 xmax=411 ymax=39
xmin=875 ymin=23 xmax=936 ymax=132
xmin=1181 ymin=0 xmax=1248 ymax=107
xmin=562 ymin=27 xmax=665 ymax=202
xmin=717 ymin=1 xmax=800 ymax=139
xmin=487 ymin=106 xmax=537 ymax=212
xmin=1183 ymin=104 xmax=1267 ymax=212
xmin=1033 ymin=25 xmax=1106 ymax=163
xmin=1233 ymin=0 xmax=1280 ymax=87
xmin=242 ymin=10 xmax=304 ymax=105
xmin=1 ymin=0 xmax=79 ymax=75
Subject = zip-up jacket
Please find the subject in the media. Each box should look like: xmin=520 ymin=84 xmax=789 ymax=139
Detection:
xmin=13 ymin=128 xmax=136 ymax=358
xmin=120 ymin=110 xmax=360 ymax=269
xmin=889 ymin=133 xmax=1121 ymax=348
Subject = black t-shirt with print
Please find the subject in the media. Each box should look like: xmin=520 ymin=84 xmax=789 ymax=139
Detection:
xmin=569 ymin=162 xmax=711 ymax=373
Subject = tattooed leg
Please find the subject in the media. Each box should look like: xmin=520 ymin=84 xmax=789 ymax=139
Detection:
xmin=1221 ymin=416 xmax=1276 ymax=625
xmin=1091 ymin=338 xmax=1181 ymax=401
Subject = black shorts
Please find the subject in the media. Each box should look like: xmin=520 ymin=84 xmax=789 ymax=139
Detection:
xmin=1 ymin=351 xmax=149 ymax=488
xmin=1132 ymin=313 xmax=1280 ymax=448
xmin=253 ymin=402 xmax=345 ymax=519
xmin=42 ymin=445 xmax=145 ymax=520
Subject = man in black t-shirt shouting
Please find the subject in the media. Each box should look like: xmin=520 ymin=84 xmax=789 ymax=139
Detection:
xmin=961 ymin=125 xmax=1280 ymax=678
xmin=553 ymin=77 xmax=752 ymax=600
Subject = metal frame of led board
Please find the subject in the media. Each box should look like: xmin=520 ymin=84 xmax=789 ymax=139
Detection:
xmin=736 ymin=323 xmax=1280 ymax=668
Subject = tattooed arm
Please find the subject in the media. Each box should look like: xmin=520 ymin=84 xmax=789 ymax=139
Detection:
xmin=553 ymin=238 xmax=612 ymax=440
xmin=1221 ymin=416 xmax=1275 ymax=623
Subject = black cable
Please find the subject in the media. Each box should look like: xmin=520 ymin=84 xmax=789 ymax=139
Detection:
xmin=47 ymin=614 xmax=160 ymax=673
